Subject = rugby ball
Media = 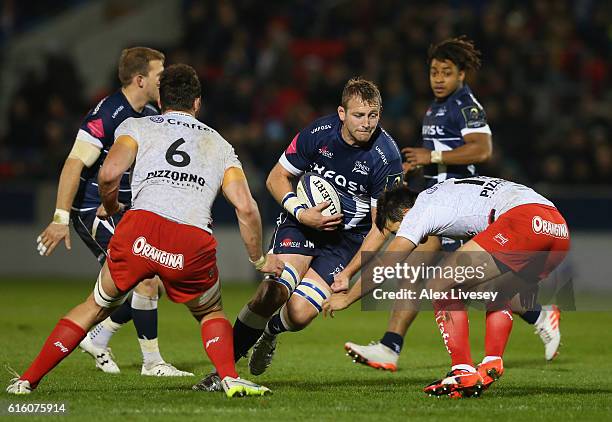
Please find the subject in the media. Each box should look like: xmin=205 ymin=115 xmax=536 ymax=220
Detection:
xmin=296 ymin=173 xmax=342 ymax=217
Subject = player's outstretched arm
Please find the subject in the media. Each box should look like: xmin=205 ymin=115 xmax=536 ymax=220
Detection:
xmin=266 ymin=163 xmax=343 ymax=231
xmin=98 ymin=136 xmax=137 ymax=218
xmin=223 ymin=167 xmax=284 ymax=276
xmin=332 ymin=207 xmax=389 ymax=292
xmin=37 ymin=139 xmax=101 ymax=256
xmin=324 ymin=236 xmax=416 ymax=318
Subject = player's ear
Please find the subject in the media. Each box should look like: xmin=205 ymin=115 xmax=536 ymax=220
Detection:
xmin=337 ymin=106 xmax=346 ymax=122
xmin=135 ymin=74 xmax=145 ymax=88
xmin=458 ymin=70 xmax=465 ymax=83
xmin=194 ymin=97 xmax=201 ymax=114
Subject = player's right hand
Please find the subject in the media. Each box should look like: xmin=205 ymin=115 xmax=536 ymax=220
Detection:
xmin=298 ymin=201 xmax=343 ymax=231
xmin=260 ymin=254 xmax=285 ymax=277
xmin=36 ymin=223 xmax=71 ymax=256
xmin=331 ymin=271 xmax=350 ymax=293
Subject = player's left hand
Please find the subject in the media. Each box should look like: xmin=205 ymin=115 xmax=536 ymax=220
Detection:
xmin=322 ymin=293 xmax=351 ymax=318
xmin=96 ymin=202 xmax=125 ymax=220
xmin=260 ymin=254 xmax=285 ymax=277
xmin=331 ymin=271 xmax=350 ymax=293
xmin=402 ymin=147 xmax=431 ymax=167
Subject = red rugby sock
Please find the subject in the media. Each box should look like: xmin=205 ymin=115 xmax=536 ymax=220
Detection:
xmin=201 ymin=318 xmax=239 ymax=379
xmin=21 ymin=318 xmax=86 ymax=388
xmin=433 ymin=300 xmax=473 ymax=368
xmin=485 ymin=307 xmax=513 ymax=358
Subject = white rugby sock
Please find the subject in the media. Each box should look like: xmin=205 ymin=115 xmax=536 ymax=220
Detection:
xmin=90 ymin=318 xmax=122 ymax=349
xmin=139 ymin=338 xmax=164 ymax=368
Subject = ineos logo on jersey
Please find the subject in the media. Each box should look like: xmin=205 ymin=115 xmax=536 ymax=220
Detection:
xmin=312 ymin=163 xmax=367 ymax=195
xmin=532 ymin=216 xmax=569 ymax=239
xmin=422 ymin=125 xmax=445 ymax=136
xmin=132 ymin=236 xmax=184 ymax=270
xmin=112 ymin=105 xmax=124 ymax=119
xmin=311 ymin=124 xmax=332 ymax=134
xmin=375 ymin=146 xmax=388 ymax=165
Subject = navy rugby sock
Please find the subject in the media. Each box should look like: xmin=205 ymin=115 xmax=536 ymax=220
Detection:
xmin=109 ymin=300 xmax=132 ymax=324
xmin=519 ymin=304 xmax=542 ymax=325
xmin=233 ymin=318 xmax=264 ymax=362
xmin=380 ymin=331 xmax=404 ymax=354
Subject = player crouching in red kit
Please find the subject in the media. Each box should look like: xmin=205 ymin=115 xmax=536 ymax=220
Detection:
xmin=323 ymin=177 xmax=570 ymax=398
xmin=7 ymin=64 xmax=283 ymax=398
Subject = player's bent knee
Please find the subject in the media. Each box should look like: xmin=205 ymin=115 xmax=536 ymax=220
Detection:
xmin=288 ymin=278 xmax=329 ymax=328
xmin=250 ymin=276 xmax=290 ymax=311
xmin=273 ymin=262 xmax=300 ymax=295
xmin=134 ymin=278 xmax=159 ymax=298
xmin=93 ymin=272 xmax=128 ymax=309
xmin=185 ymin=280 xmax=222 ymax=322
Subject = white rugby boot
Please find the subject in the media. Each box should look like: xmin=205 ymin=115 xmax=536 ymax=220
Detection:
xmin=6 ymin=378 xmax=32 ymax=395
xmin=344 ymin=341 xmax=399 ymax=371
xmin=534 ymin=305 xmax=561 ymax=361
xmin=221 ymin=376 xmax=271 ymax=398
xmin=141 ymin=361 xmax=194 ymax=377
xmin=79 ymin=333 xmax=120 ymax=374
xmin=249 ymin=332 xmax=277 ymax=375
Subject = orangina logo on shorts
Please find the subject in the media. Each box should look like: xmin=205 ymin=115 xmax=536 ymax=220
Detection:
xmin=532 ymin=216 xmax=569 ymax=239
xmin=132 ymin=236 xmax=184 ymax=270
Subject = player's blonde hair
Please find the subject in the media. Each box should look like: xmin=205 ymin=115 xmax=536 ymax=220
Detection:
xmin=341 ymin=77 xmax=382 ymax=109
xmin=118 ymin=47 xmax=165 ymax=87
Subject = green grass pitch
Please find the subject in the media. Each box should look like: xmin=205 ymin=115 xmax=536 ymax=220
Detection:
xmin=1 ymin=279 xmax=611 ymax=421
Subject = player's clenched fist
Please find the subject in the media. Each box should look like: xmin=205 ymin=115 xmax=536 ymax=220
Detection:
xmin=298 ymin=201 xmax=343 ymax=231
xmin=36 ymin=222 xmax=71 ymax=256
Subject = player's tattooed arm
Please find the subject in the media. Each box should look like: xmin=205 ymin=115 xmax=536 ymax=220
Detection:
xmin=324 ymin=235 xmax=416 ymax=317
xmin=98 ymin=135 xmax=138 ymax=218
xmin=223 ymin=168 xmax=284 ymax=276
xmin=331 ymin=207 xmax=389 ymax=292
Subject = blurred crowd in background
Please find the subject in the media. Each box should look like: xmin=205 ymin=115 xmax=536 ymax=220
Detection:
xmin=1 ymin=0 xmax=610 ymax=190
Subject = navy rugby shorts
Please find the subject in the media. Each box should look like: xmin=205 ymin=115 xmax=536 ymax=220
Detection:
xmin=269 ymin=212 xmax=365 ymax=285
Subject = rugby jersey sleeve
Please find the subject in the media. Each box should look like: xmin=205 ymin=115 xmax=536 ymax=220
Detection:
xmin=278 ymin=130 xmax=314 ymax=176
xmin=454 ymin=94 xmax=491 ymax=137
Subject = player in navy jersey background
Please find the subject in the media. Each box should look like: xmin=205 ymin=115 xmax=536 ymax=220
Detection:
xmin=193 ymin=77 xmax=403 ymax=390
xmin=36 ymin=47 xmax=192 ymax=377
xmin=343 ymin=37 xmax=562 ymax=372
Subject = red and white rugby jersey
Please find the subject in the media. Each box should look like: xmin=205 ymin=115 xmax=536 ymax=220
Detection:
xmin=396 ymin=176 xmax=555 ymax=245
xmin=114 ymin=111 xmax=242 ymax=233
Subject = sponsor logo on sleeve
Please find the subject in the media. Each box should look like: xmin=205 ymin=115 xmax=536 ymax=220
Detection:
xmin=150 ymin=116 xmax=164 ymax=123
xmin=132 ymin=236 xmax=184 ymax=269
xmin=532 ymin=216 xmax=569 ymax=239
xmin=461 ymin=105 xmax=486 ymax=128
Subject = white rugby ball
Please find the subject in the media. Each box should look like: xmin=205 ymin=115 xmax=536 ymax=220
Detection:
xmin=296 ymin=173 xmax=342 ymax=217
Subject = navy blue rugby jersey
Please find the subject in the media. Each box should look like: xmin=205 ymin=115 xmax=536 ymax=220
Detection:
xmin=72 ymin=90 xmax=158 ymax=210
xmin=421 ymin=84 xmax=491 ymax=187
xmin=279 ymin=114 xmax=403 ymax=234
